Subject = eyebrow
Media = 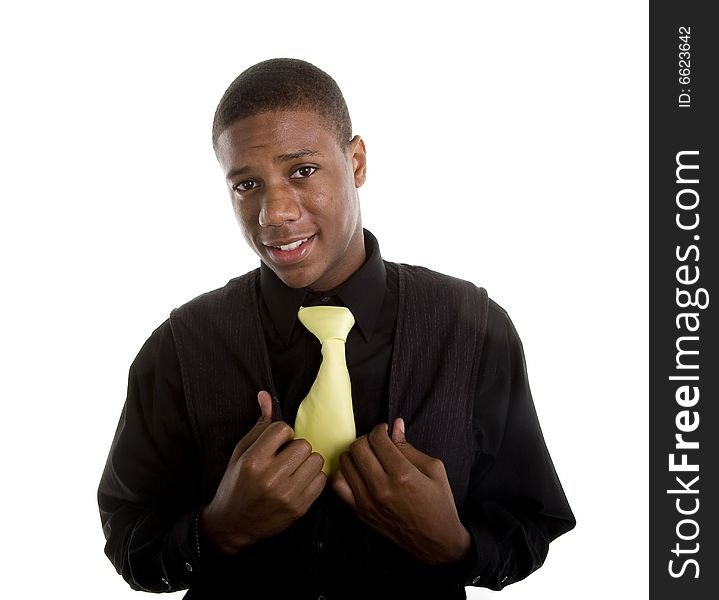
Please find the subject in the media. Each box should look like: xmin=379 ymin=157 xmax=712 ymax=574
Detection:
xmin=226 ymin=149 xmax=321 ymax=181
xmin=275 ymin=149 xmax=321 ymax=162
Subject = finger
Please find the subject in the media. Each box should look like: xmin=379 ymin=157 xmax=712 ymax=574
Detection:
xmin=228 ymin=390 xmax=275 ymax=462
xmin=390 ymin=419 xmax=444 ymax=478
xmin=390 ymin=417 xmax=405 ymax=443
xmin=271 ymin=437 xmax=315 ymax=478
xmin=257 ymin=390 xmax=274 ymax=420
xmin=349 ymin=433 xmax=388 ymax=491
xmin=289 ymin=449 xmax=325 ymax=486
xmin=300 ymin=470 xmax=328 ymax=508
xmin=331 ymin=466 xmax=357 ymax=508
xmin=338 ymin=451 xmax=371 ymax=507
xmin=367 ymin=421 xmax=413 ymax=476
xmin=252 ymin=420 xmax=296 ymax=458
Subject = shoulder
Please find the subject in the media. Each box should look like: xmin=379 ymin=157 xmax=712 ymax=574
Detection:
xmin=481 ymin=298 xmax=527 ymax=375
xmin=389 ymin=261 xmax=516 ymax=319
xmin=396 ymin=261 xmax=522 ymax=343
xmin=487 ymin=298 xmax=512 ymax=331
xmin=390 ymin=262 xmax=491 ymax=340
xmin=129 ymin=270 xmax=260 ymax=382
xmin=130 ymin=318 xmax=180 ymax=382
xmin=486 ymin=298 xmax=523 ymax=344
xmin=390 ymin=262 xmax=488 ymax=308
xmin=170 ymin=269 xmax=260 ymax=321
xmin=393 ymin=262 xmax=481 ymax=291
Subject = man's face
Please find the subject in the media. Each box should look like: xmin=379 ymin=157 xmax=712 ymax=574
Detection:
xmin=215 ymin=110 xmax=367 ymax=291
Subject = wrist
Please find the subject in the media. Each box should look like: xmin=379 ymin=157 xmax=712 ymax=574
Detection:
xmin=430 ymin=524 xmax=472 ymax=566
xmin=448 ymin=525 xmax=472 ymax=563
xmin=199 ymin=505 xmax=254 ymax=556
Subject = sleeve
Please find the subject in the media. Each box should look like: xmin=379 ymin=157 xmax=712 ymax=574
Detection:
xmin=97 ymin=319 xmax=209 ymax=592
xmin=459 ymin=300 xmax=576 ymax=590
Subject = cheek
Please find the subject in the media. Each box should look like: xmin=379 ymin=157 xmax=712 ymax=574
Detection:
xmin=307 ymin=186 xmax=349 ymax=222
xmin=308 ymin=193 xmax=332 ymax=216
xmin=230 ymin=200 xmax=241 ymax=223
xmin=232 ymin=201 xmax=259 ymax=239
xmin=231 ymin=198 xmax=251 ymax=224
xmin=328 ymin=192 xmax=358 ymax=231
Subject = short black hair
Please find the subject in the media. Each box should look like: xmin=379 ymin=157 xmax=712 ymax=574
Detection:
xmin=212 ymin=58 xmax=353 ymax=149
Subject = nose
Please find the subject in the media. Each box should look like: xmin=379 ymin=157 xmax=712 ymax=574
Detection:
xmin=258 ymin=183 xmax=301 ymax=227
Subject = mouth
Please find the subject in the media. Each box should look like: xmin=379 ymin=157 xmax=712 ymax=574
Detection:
xmin=263 ymin=234 xmax=316 ymax=265
xmin=267 ymin=236 xmax=312 ymax=251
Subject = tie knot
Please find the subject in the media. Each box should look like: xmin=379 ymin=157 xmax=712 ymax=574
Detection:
xmin=298 ymin=305 xmax=355 ymax=343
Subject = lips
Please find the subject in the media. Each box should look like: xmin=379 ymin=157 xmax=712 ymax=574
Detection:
xmin=271 ymin=237 xmax=310 ymax=251
xmin=263 ymin=234 xmax=316 ymax=265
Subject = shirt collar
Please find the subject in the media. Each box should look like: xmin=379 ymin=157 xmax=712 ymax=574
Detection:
xmin=260 ymin=229 xmax=387 ymax=345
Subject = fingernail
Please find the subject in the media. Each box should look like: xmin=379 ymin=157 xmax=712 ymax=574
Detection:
xmin=399 ymin=418 xmax=405 ymax=435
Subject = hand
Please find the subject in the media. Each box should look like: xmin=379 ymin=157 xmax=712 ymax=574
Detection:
xmin=332 ymin=418 xmax=471 ymax=566
xmin=200 ymin=391 xmax=327 ymax=555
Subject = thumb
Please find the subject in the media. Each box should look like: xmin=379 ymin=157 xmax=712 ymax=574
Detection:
xmin=390 ymin=417 xmax=406 ymax=444
xmin=390 ymin=417 xmax=418 ymax=457
xmin=257 ymin=390 xmax=274 ymax=421
xmin=229 ymin=390 xmax=274 ymax=462
xmin=391 ymin=417 xmax=438 ymax=475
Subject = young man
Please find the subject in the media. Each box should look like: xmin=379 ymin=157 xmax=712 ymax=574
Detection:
xmin=99 ymin=58 xmax=575 ymax=599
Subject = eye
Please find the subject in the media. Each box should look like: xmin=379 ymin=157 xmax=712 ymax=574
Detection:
xmin=290 ymin=165 xmax=317 ymax=179
xmin=233 ymin=179 xmax=259 ymax=192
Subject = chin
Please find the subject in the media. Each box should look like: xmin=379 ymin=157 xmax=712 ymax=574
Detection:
xmin=275 ymin=268 xmax=317 ymax=290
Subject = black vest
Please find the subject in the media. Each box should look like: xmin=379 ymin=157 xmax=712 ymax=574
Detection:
xmin=169 ymin=262 xmax=489 ymax=596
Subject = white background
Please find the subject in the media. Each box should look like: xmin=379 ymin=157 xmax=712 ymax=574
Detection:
xmin=0 ymin=1 xmax=647 ymax=598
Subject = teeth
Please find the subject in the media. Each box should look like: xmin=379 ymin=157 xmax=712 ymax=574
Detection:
xmin=276 ymin=237 xmax=308 ymax=251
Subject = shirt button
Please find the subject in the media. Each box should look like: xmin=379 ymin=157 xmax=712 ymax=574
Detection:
xmin=185 ymin=562 xmax=193 ymax=572
xmin=472 ymin=576 xmax=481 ymax=584
xmin=317 ymin=541 xmax=324 ymax=550
xmin=501 ymin=575 xmax=508 ymax=583
xmin=161 ymin=577 xmax=169 ymax=586
xmin=320 ymin=296 xmax=330 ymax=303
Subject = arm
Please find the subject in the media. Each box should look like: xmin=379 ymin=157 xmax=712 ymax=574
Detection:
xmin=98 ymin=320 xmax=203 ymax=592
xmin=459 ymin=300 xmax=576 ymax=589
xmin=98 ymin=320 xmax=326 ymax=592
xmin=331 ymin=301 xmax=575 ymax=589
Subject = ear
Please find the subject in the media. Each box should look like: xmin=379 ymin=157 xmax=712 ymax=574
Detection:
xmin=347 ymin=135 xmax=367 ymax=188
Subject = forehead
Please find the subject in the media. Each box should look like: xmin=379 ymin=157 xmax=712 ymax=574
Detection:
xmin=215 ymin=110 xmax=340 ymax=165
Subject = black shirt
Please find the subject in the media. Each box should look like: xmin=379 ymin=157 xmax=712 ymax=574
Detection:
xmin=98 ymin=230 xmax=575 ymax=598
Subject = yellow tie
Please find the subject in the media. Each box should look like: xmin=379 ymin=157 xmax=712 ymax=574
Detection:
xmin=294 ymin=305 xmax=356 ymax=475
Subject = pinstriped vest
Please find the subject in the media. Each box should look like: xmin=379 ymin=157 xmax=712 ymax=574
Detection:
xmin=169 ymin=262 xmax=489 ymax=511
